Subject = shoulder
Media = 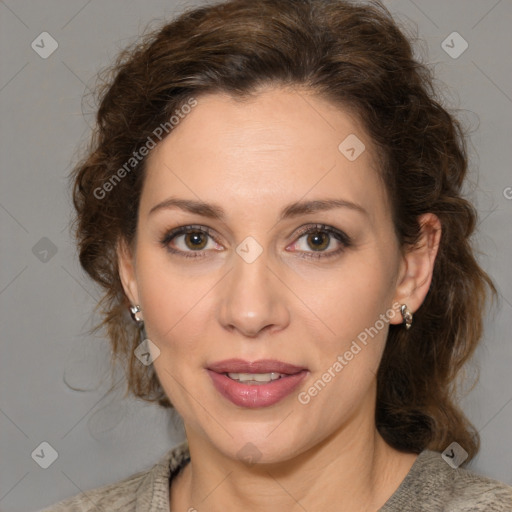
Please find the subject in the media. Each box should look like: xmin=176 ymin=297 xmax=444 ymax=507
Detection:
xmin=380 ymin=449 xmax=512 ymax=511
xmin=42 ymin=468 xmax=152 ymax=512
xmin=41 ymin=441 xmax=190 ymax=512
xmin=443 ymin=456 xmax=512 ymax=511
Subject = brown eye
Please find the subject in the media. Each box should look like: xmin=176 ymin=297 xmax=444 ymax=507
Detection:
xmin=289 ymin=224 xmax=352 ymax=260
xmin=160 ymin=225 xmax=220 ymax=259
xmin=184 ymin=231 xmax=208 ymax=250
xmin=306 ymin=231 xmax=330 ymax=251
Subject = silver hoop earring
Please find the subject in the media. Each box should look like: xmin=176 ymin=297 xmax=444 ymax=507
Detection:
xmin=129 ymin=305 xmax=143 ymax=324
xmin=400 ymin=304 xmax=413 ymax=330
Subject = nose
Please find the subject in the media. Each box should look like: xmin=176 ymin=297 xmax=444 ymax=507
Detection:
xmin=217 ymin=248 xmax=290 ymax=338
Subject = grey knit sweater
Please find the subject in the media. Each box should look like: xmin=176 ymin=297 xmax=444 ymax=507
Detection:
xmin=43 ymin=440 xmax=512 ymax=511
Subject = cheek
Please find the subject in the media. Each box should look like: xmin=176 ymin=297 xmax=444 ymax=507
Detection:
xmin=299 ymin=270 xmax=392 ymax=412
xmin=134 ymin=248 xmax=216 ymax=356
xmin=294 ymin=256 xmax=394 ymax=346
xmin=135 ymin=257 xmax=213 ymax=407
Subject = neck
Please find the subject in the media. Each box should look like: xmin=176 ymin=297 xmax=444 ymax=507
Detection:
xmin=171 ymin=419 xmax=418 ymax=512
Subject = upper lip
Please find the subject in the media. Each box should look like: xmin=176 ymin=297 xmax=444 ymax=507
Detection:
xmin=207 ymin=359 xmax=307 ymax=375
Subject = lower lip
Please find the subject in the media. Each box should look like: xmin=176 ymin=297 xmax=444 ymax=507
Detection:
xmin=207 ymin=369 xmax=308 ymax=408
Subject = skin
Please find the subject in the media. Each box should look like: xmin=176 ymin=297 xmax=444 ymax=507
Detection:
xmin=118 ymin=86 xmax=441 ymax=512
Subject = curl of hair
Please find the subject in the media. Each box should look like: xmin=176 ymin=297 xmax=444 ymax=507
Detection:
xmin=71 ymin=0 xmax=496 ymax=461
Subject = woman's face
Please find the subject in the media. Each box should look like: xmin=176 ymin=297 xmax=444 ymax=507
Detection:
xmin=119 ymin=87 xmax=418 ymax=463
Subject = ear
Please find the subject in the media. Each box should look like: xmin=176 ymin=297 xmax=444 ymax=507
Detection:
xmin=389 ymin=213 xmax=442 ymax=325
xmin=117 ymin=237 xmax=141 ymax=310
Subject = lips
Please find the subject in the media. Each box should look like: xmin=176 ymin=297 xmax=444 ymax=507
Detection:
xmin=207 ymin=358 xmax=306 ymax=375
xmin=206 ymin=359 xmax=308 ymax=408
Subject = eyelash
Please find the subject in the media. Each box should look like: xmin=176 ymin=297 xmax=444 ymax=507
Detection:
xmin=159 ymin=223 xmax=352 ymax=260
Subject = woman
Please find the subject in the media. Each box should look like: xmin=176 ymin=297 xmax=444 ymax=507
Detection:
xmin=45 ymin=0 xmax=512 ymax=510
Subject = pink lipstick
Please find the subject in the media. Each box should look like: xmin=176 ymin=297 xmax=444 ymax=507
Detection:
xmin=207 ymin=359 xmax=308 ymax=408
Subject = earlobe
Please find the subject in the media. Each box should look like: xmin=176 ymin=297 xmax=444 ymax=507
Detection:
xmin=117 ymin=238 xmax=140 ymax=307
xmin=389 ymin=213 xmax=442 ymax=325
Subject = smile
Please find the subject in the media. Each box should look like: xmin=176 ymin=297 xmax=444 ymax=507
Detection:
xmin=206 ymin=359 xmax=309 ymax=408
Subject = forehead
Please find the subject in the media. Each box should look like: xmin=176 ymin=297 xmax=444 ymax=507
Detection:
xmin=141 ymin=88 xmax=390 ymax=227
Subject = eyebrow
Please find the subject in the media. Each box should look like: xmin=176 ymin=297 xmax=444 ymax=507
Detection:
xmin=149 ymin=197 xmax=367 ymax=221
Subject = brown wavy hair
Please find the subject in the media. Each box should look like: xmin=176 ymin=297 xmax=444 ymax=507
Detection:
xmin=71 ymin=0 xmax=496 ymax=462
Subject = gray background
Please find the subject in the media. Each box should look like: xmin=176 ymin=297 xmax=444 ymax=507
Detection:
xmin=0 ymin=1 xmax=511 ymax=511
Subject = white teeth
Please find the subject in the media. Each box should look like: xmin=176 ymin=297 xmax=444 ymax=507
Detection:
xmin=227 ymin=372 xmax=284 ymax=383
